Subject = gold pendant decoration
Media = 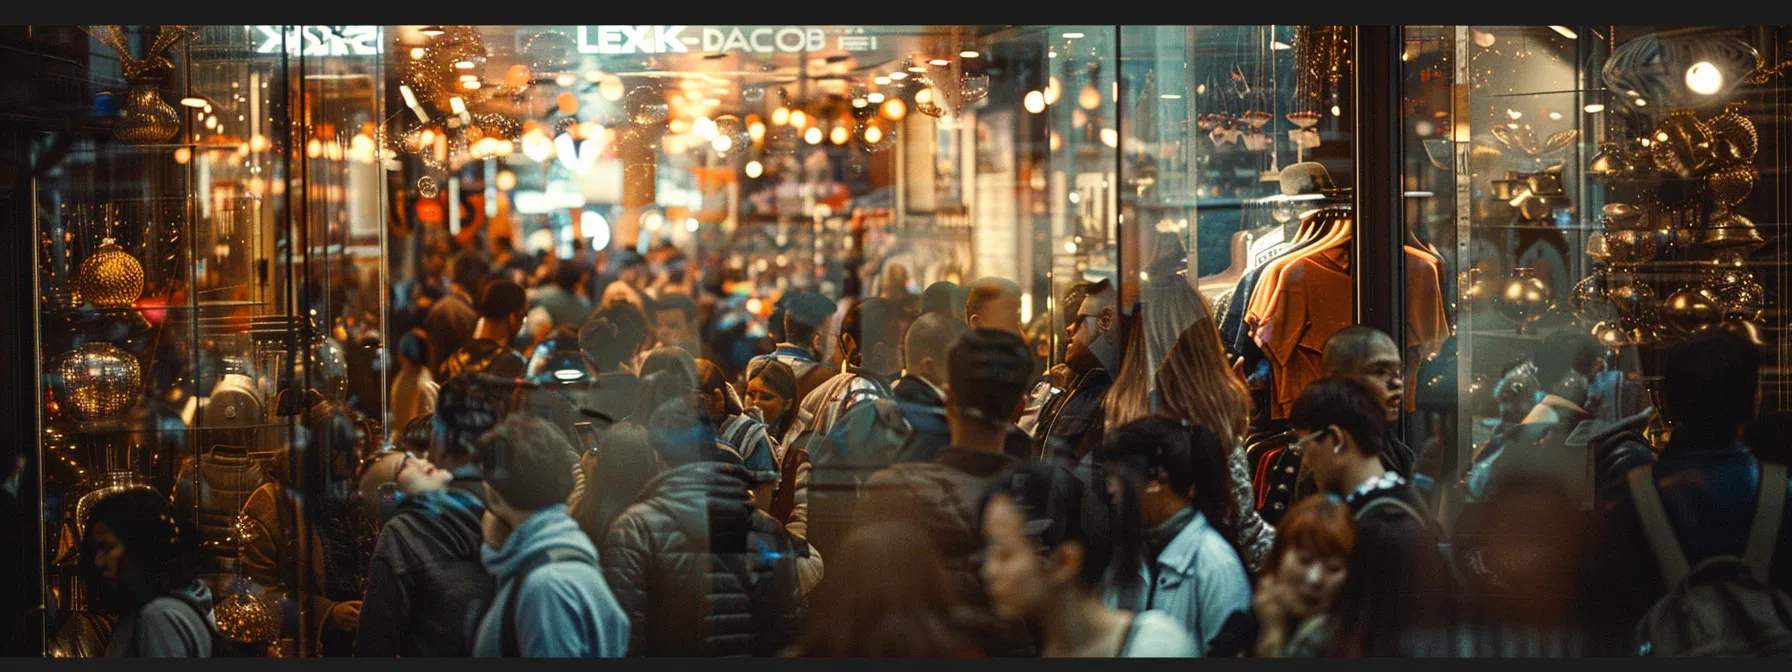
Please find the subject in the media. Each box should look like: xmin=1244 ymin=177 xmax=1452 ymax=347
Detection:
xmin=1494 ymin=268 xmax=1554 ymax=334
xmin=83 ymin=26 xmax=188 ymax=144
xmin=75 ymin=238 xmax=144 ymax=309
xmin=56 ymin=342 xmax=142 ymax=421
xmin=215 ymin=576 xmax=282 ymax=647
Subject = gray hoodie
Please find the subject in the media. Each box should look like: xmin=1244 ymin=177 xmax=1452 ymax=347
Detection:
xmin=471 ymin=504 xmax=629 ymax=657
xmin=106 ymin=579 xmax=214 ymax=658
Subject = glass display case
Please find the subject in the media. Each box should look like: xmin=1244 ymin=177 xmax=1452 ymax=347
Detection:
xmin=24 ymin=25 xmax=388 ymax=657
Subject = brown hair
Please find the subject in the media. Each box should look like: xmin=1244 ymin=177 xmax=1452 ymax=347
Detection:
xmin=1154 ymin=307 xmax=1252 ymax=443
xmin=795 ymin=520 xmax=966 ymax=657
xmin=1262 ymin=496 xmax=1356 ymax=578
xmin=1101 ymin=304 xmax=1151 ymax=427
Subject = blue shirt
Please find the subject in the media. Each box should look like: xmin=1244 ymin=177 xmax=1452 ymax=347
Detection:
xmin=1109 ymin=509 xmax=1252 ymax=656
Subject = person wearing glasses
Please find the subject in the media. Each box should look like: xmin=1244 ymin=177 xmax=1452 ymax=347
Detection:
xmin=1031 ymin=279 xmax=1122 ymax=462
xmin=355 ymin=447 xmax=454 ymax=528
xmin=1283 ymin=376 xmax=1455 ymax=656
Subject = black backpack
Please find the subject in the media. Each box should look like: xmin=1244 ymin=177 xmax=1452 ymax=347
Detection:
xmin=498 ymin=546 xmax=599 ymax=657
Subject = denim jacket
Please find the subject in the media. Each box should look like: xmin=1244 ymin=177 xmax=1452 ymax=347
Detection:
xmin=1108 ymin=509 xmax=1253 ymax=655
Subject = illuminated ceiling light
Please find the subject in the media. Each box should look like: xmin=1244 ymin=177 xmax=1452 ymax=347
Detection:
xmin=874 ymin=76 xmax=891 ymax=85
xmin=867 ymin=92 xmax=885 ymax=104
xmin=1331 ymin=104 xmax=1343 ymax=117
xmin=789 ymin=110 xmax=808 ymax=128
xmin=914 ymin=88 xmax=933 ymax=105
xmin=1079 ymin=84 xmax=1100 ymax=110
xmin=419 ymin=25 xmax=445 ymax=37
xmin=1633 ymin=98 xmax=1647 ymax=107
xmin=852 ymin=98 xmax=869 ymax=109
xmin=1100 ymin=128 xmax=1118 ymax=148
xmin=462 ymin=80 xmax=482 ymax=90
xmin=863 ymin=124 xmax=883 ymax=145
xmin=555 ymin=73 xmax=576 ymax=87
xmin=702 ymin=98 xmax=721 ymax=106
xmin=804 ymin=127 xmax=823 ymax=144
xmin=928 ymin=58 xmax=950 ymax=67
xmin=1686 ymin=61 xmax=1724 ymax=96
xmin=1271 ymin=41 xmax=1292 ymax=50
xmin=960 ymin=50 xmax=980 ymax=58
xmin=1584 ymin=103 xmax=1606 ymax=113
xmin=693 ymin=116 xmax=719 ymax=140
xmin=173 ymin=147 xmax=191 ymax=164
xmin=409 ymin=47 xmax=426 ymax=60
xmin=890 ymin=71 xmax=909 ymax=80
xmin=829 ymin=125 xmax=849 ymax=145
xmin=1024 ymin=90 xmax=1046 ymax=114
xmin=179 ymin=96 xmax=208 ymax=108
xmin=748 ymin=121 xmax=766 ymax=142
xmin=1049 ymin=51 xmax=1058 ymax=58
xmin=454 ymin=60 xmax=475 ymax=70
xmin=1473 ymin=30 xmax=1497 ymax=48
xmin=685 ymin=218 xmax=700 ymax=232
xmin=1049 ymin=131 xmax=1061 ymax=151
xmin=772 ymin=107 xmax=790 ymax=125
xmin=1160 ymin=94 xmax=1182 ymax=100
xmin=496 ymin=170 xmax=517 ymax=191
xmin=745 ymin=160 xmax=764 ymax=178
xmin=1506 ymin=108 xmax=1523 ymax=120
xmin=1548 ymin=111 xmax=1563 ymax=120
xmin=907 ymin=65 xmax=927 ymax=73
xmin=711 ymin=134 xmax=733 ymax=152
xmin=880 ymin=98 xmax=907 ymax=120
xmin=205 ymin=116 xmax=219 ymax=130
xmin=1063 ymin=32 xmax=1085 ymax=39
xmin=1064 ymin=240 xmax=1078 ymax=253
xmin=1549 ymin=26 xmax=1578 ymax=40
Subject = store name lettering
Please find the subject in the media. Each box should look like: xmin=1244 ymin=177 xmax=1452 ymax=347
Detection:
xmin=253 ymin=26 xmax=382 ymax=56
xmin=576 ymin=26 xmax=835 ymax=55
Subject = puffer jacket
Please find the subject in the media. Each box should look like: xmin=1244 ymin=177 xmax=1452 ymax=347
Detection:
xmin=601 ymin=462 xmax=804 ymax=657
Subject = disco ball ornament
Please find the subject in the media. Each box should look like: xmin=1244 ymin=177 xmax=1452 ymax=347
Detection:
xmin=116 ymin=77 xmax=180 ymax=144
xmin=75 ymin=238 xmax=144 ymax=309
xmin=1568 ymin=272 xmax=1615 ymax=324
xmin=215 ymin=577 xmax=281 ymax=646
xmin=1702 ymin=266 xmax=1765 ymax=321
xmin=522 ymin=31 xmax=577 ymax=72
xmin=1661 ymin=287 xmax=1724 ymax=336
xmin=417 ymin=176 xmax=440 ymax=198
xmin=625 ymin=87 xmax=668 ymax=126
xmin=1493 ymin=268 xmax=1553 ymax=334
xmin=57 ymin=343 xmax=142 ymax=421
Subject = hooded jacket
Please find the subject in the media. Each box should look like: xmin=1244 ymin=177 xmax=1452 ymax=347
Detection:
xmin=354 ymin=485 xmax=496 ymax=657
xmin=471 ymin=505 xmax=628 ymax=657
xmin=107 ymin=579 xmax=214 ymax=658
xmin=601 ymin=462 xmax=804 ymax=657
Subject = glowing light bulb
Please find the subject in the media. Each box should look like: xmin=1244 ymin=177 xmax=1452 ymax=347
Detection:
xmin=881 ymin=98 xmax=907 ymax=120
xmin=928 ymin=58 xmax=950 ymax=66
xmin=1024 ymin=90 xmax=1046 ymax=114
xmin=693 ymin=116 xmax=718 ymax=140
xmin=745 ymin=160 xmax=764 ymax=178
xmin=748 ymin=121 xmax=766 ymax=143
xmin=790 ymin=110 xmax=808 ymax=128
xmin=863 ymin=125 xmax=883 ymax=145
xmin=1584 ymin=103 xmax=1606 ymax=113
xmin=711 ymin=134 xmax=733 ymax=152
xmin=496 ymin=170 xmax=517 ymax=191
xmin=685 ymin=218 xmax=700 ymax=232
xmin=410 ymin=47 xmax=426 ymax=60
xmin=1100 ymin=128 xmax=1118 ymax=148
xmin=804 ymin=127 xmax=823 ymax=144
xmin=867 ymin=92 xmax=885 ymax=104
xmin=1686 ymin=61 xmax=1724 ymax=96
xmin=829 ymin=125 xmax=849 ymax=145
xmin=772 ymin=107 xmax=790 ymax=126
xmin=599 ymin=75 xmax=625 ymax=101
xmin=1079 ymin=84 xmax=1100 ymax=110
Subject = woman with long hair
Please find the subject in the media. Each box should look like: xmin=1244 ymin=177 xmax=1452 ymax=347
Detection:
xmin=83 ymin=488 xmax=212 ymax=657
xmin=791 ymin=520 xmax=975 ymax=657
xmin=1100 ymin=303 xmax=1152 ymax=428
xmin=1098 ymin=416 xmax=1254 ymax=654
xmin=739 ymin=358 xmax=823 ymax=595
xmin=979 ymin=461 xmax=1199 ymax=657
xmin=567 ymin=422 xmax=663 ymax=545
xmin=1155 ymin=314 xmax=1274 ymax=572
xmin=1249 ymin=497 xmax=1356 ymax=657
xmin=697 ymin=359 xmax=781 ymax=494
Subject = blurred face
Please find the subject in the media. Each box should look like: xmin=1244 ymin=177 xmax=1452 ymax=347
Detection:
xmin=1292 ymin=425 xmax=1343 ymax=492
xmin=1274 ymin=545 xmax=1349 ymax=619
xmin=360 ymin=451 xmax=452 ymax=510
xmin=745 ymin=377 xmax=791 ymax=424
xmin=90 ymin=522 xmax=125 ymax=586
xmin=1344 ymin=339 xmax=1403 ymax=422
xmin=981 ymin=495 xmax=1053 ymax=621
xmin=1065 ymin=292 xmax=1113 ymax=363
xmin=654 ymin=309 xmax=693 ymax=348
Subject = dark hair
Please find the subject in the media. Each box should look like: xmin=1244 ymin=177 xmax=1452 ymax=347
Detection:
xmin=635 ymin=348 xmax=701 ymax=425
xmin=650 ymin=293 xmax=698 ymax=325
xmin=1322 ymin=325 xmax=1397 ymax=375
xmin=795 ymin=520 xmax=965 ymax=657
xmin=747 ymin=359 xmax=798 ymax=435
xmin=1288 ymin=376 xmax=1389 ymax=458
xmin=1664 ymin=326 xmax=1762 ymax=435
xmin=479 ymin=415 xmax=579 ymax=511
xmin=841 ymin=296 xmax=901 ymax=353
xmin=945 ymin=328 xmax=1034 ymax=425
xmin=396 ymin=412 xmax=434 ymax=455
xmin=767 ymin=293 xmax=796 ymax=343
xmin=696 ymin=359 xmax=743 ymax=417
xmin=980 ymin=460 xmax=1139 ymax=590
xmin=646 ymin=397 xmax=718 ymax=468
xmin=572 ymin=422 xmax=662 ymax=544
xmin=965 ymin=277 xmax=1022 ymax=323
xmin=477 ymin=280 xmax=529 ymax=320
xmin=432 ymin=373 xmax=514 ymax=466
xmin=397 ymin=330 xmax=428 ymax=366
xmin=82 ymin=488 xmax=199 ymax=611
xmin=1533 ymin=330 xmax=1603 ymax=391
xmin=1325 ymin=505 xmax=1443 ymax=657
xmin=1100 ymin=416 xmax=1245 ymax=565
xmin=904 ymin=313 xmax=968 ymax=376
xmin=921 ymin=281 xmax=966 ymax=317
xmin=554 ymin=262 xmax=591 ymax=291
xmin=783 ymin=293 xmax=838 ymax=349
xmin=450 ymin=252 xmax=492 ymax=295
xmin=581 ymin=303 xmax=649 ymax=372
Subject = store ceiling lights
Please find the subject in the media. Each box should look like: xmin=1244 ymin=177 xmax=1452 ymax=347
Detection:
xmin=1271 ymin=41 xmax=1292 ymax=50
xmin=1063 ymin=32 xmax=1085 ymax=39
xmin=1024 ymin=90 xmax=1046 ymax=114
xmin=960 ymin=50 xmax=980 ymax=59
xmin=908 ymin=64 xmax=928 ymax=73
xmin=880 ymin=98 xmax=907 ymax=121
xmin=874 ymin=76 xmax=891 ymax=85
xmin=890 ymin=71 xmax=909 ymax=81
xmin=179 ymin=96 xmax=208 ymax=108
xmin=928 ymin=58 xmax=950 ymax=67
xmin=419 ymin=25 xmax=445 ymax=37
xmin=1584 ymin=103 xmax=1606 ymax=113
xmin=745 ymin=160 xmax=764 ymax=178
xmin=830 ymin=125 xmax=849 ymax=145
xmin=1549 ymin=26 xmax=1578 ymax=39
xmin=455 ymin=60 xmax=476 ymax=70
xmin=804 ymin=127 xmax=823 ymax=144
xmin=867 ymin=92 xmax=885 ymax=104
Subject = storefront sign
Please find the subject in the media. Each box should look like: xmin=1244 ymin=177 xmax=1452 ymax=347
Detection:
xmin=574 ymin=26 xmax=877 ymax=55
xmin=254 ymin=26 xmax=382 ymax=56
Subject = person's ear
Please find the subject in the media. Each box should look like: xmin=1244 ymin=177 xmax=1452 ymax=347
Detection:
xmin=1099 ymin=306 xmax=1114 ymax=334
xmin=841 ymin=333 xmax=859 ymax=356
xmin=1048 ymin=541 xmax=1085 ymax=586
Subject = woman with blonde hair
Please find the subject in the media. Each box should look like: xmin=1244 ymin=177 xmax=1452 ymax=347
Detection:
xmin=1154 ymin=302 xmax=1274 ymax=572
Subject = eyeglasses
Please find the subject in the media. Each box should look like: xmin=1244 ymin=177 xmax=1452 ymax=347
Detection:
xmin=1288 ymin=428 xmax=1330 ymax=456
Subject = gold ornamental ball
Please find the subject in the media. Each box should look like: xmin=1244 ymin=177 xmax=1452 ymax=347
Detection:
xmin=75 ymin=239 xmax=144 ymax=309
xmin=56 ymin=342 xmax=142 ymax=421
xmin=1660 ymin=288 xmax=1725 ymax=336
xmin=215 ymin=590 xmax=281 ymax=645
xmin=1493 ymin=270 xmax=1554 ymax=333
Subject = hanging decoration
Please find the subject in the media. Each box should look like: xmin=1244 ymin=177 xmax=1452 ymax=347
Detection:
xmin=75 ymin=238 xmax=144 ymax=309
xmin=1292 ymin=25 xmax=1352 ymax=115
xmin=56 ymin=342 xmax=142 ymax=421
xmin=398 ymin=26 xmax=493 ymax=111
xmin=1494 ymin=267 xmax=1554 ymax=334
xmin=85 ymin=26 xmax=189 ymax=144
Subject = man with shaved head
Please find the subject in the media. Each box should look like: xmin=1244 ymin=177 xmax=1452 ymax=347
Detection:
xmin=965 ymin=277 xmax=1025 ymax=337
xmin=892 ymin=313 xmax=970 ymax=460
xmin=1322 ymin=325 xmax=1415 ymax=479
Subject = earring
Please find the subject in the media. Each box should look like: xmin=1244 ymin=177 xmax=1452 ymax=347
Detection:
xmin=1333 ymin=444 xmax=1343 ymax=456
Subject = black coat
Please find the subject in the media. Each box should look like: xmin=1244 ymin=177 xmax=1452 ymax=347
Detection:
xmin=601 ymin=462 xmax=804 ymax=657
xmin=354 ymin=484 xmax=495 ymax=658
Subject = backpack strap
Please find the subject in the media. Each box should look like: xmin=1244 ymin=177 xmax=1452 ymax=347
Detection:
xmin=501 ymin=546 xmax=597 ymax=658
xmin=1627 ymin=465 xmax=1691 ymax=586
xmin=1354 ymin=495 xmax=1428 ymax=527
xmin=1742 ymin=462 xmax=1789 ymax=582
